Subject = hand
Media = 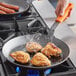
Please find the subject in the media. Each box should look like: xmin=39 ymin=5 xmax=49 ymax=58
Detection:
xmin=55 ymin=0 xmax=69 ymax=16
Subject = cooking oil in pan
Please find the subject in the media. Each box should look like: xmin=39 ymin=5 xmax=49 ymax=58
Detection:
xmin=9 ymin=44 xmax=63 ymax=66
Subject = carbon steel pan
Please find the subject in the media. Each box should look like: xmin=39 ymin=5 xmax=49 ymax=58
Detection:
xmin=2 ymin=34 xmax=70 ymax=70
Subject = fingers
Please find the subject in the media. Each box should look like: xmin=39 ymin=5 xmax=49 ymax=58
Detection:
xmin=55 ymin=3 xmax=61 ymax=16
xmin=55 ymin=0 xmax=69 ymax=16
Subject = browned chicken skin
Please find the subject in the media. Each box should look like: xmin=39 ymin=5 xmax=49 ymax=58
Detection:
xmin=10 ymin=51 xmax=30 ymax=64
xmin=31 ymin=52 xmax=51 ymax=66
xmin=26 ymin=42 xmax=43 ymax=53
xmin=41 ymin=42 xmax=62 ymax=58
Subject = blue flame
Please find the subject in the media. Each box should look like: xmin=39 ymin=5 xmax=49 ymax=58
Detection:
xmin=16 ymin=67 xmax=52 ymax=76
xmin=16 ymin=67 xmax=21 ymax=73
xmin=27 ymin=69 xmax=52 ymax=76
xmin=27 ymin=70 xmax=39 ymax=76
xmin=45 ymin=69 xmax=52 ymax=75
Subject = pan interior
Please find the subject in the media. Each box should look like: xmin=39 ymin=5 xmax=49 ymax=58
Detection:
xmin=2 ymin=34 xmax=69 ymax=68
xmin=9 ymin=44 xmax=63 ymax=65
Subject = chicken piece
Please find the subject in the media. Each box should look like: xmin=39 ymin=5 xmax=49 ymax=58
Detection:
xmin=26 ymin=42 xmax=43 ymax=53
xmin=41 ymin=42 xmax=62 ymax=58
xmin=10 ymin=51 xmax=30 ymax=64
xmin=31 ymin=53 xmax=51 ymax=66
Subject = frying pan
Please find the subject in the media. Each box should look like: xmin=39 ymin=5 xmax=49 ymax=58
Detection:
xmin=2 ymin=34 xmax=70 ymax=70
xmin=0 ymin=0 xmax=29 ymax=17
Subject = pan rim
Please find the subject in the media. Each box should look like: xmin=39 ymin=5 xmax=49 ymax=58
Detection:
xmin=2 ymin=35 xmax=70 ymax=70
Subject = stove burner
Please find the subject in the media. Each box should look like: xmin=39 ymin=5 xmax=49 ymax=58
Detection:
xmin=16 ymin=67 xmax=52 ymax=76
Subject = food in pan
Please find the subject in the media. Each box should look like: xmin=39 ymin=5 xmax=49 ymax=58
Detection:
xmin=41 ymin=42 xmax=62 ymax=58
xmin=0 ymin=2 xmax=19 ymax=14
xmin=31 ymin=52 xmax=51 ymax=66
xmin=0 ymin=5 xmax=16 ymax=14
xmin=10 ymin=51 xmax=30 ymax=64
xmin=0 ymin=10 xmax=6 ymax=14
xmin=26 ymin=42 xmax=43 ymax=53
xmin=0 ymin=2 xmax=19 ymax=11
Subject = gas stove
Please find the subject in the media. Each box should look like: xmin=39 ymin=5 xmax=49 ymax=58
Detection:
xmin=0 ymin=0 xmax=76 ymax=76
